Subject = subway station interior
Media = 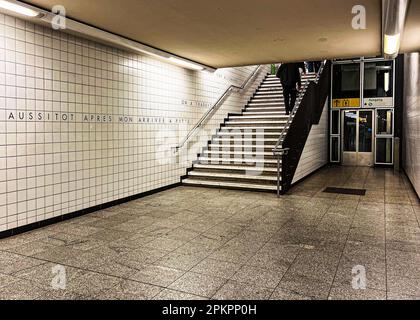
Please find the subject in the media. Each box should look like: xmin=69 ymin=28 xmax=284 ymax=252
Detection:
xmin=0 ymin=0 xmax=419 ymax=301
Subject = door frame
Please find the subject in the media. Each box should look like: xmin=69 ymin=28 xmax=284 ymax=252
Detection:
xmin=374 ymin=108 xmax=395 ymax=165
xmin=341 ymin=109 xmax=375 ymax=167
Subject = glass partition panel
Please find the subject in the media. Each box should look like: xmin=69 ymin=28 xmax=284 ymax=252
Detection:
xmin=331 ymin=110 xmax=340 ymax=135
xmin=359 ymin=111 xmax=373 ymax=152
xmin=332 ymin=64 xmax=361 ymax=108
xmin=331 ymin=137 xmax=340 ymax=162
xmin=343 ymin=111 xmax=357 ymax=152
xmin=376 ymin=109 xmax=393 ymax=135
xmin=364 ymin=61 xmax=394 ymax=107
xmin=376 ymin=138 xmax=393 ymax=164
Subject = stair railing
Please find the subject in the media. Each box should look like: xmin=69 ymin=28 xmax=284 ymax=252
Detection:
xmin=272 ymin=60 xmax=329 ymax=196
xmin=173 ymin=65 xmax=264 ymax=152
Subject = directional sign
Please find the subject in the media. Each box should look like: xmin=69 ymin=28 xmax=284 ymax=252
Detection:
xmin=332 ymin=98 xmax=360 ymax=108
xmin=363 ymin=97 xmax=393 ymax=107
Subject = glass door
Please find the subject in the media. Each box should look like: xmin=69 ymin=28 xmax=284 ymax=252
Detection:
xmin=342 ymin=110 xmax=374 ymax=166
xmin=358 ymin=110 xmax=374 ymax=166
xmin=375 ymin=109 xmax=394 ymax=164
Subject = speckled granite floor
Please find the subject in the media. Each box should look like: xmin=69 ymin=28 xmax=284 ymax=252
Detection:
xmin=0 ymin=166 xmax=419 ymax=300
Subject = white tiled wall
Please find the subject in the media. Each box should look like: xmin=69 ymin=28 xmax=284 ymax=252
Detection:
xmin=403 ymin=53 xmax=420 ymax=197
xmin=292 ymin=99 xmax=329 ymax=184
xmin=0 ymin=13 xmax=269 ymax=232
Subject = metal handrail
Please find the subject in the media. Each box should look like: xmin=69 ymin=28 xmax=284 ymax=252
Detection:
xmin=174 ymin=65 xmax=264 ymax=152
xmin=272 ymin=60 xmax=327 ymax=153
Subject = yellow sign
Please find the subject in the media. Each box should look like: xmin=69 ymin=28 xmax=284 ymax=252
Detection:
xmin=332 ymin=98 xmax=360 ymax=108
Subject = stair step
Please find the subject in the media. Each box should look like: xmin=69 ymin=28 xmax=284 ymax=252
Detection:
xmin=224 ymin=124 xmax=286 ymax=129
xmin=193 ymin=163 xmax=279 ymax=173
xmin=249 ymin=99 xmax=284 ymax=103
xmin=203 ymin=150 xmax=274 ymax=157
xmin=225 ymin=121 xmax=287 ymax=126
xmin=258 ymin=86 xmax=283 ymax=89
xmin=256 ymin=89 xmax=283 ymax=93
xmin=263 ymin=78 xmax=281 ymax=82
xmin=219 ymin=125 xmax=284 ymax=132
xmin=260 ymin=84 xmax=282 ymax=89
xmin=252 ymin=97 xmax=284 ymax=102
xmin=202 ymin=153 xmax=278 ymax=161
xmin=188 ymin=171 xmax=278 ymax=181
xmin=263 ymin=78 xmax=315 ymax=84
xmin=223 ymin=125 xmax=286 ymax=129
xmin=213 ymin=137 xmax=280 ymax=144
xmin=248 ymin=102 xmax=284 ymax=107
xmin=256 ymin=88 xmax=283 ymax=92
xmin=230 ymin=115 xmax=289 ymax=120
xmin=261 ymin=83 xmax=281 ymax=86
xmin=244 ymin=111 xmax=286 ymax=115
xmin=197 ymin=157 xmax=279 ymax=164
xmin=252 ymin=95 xmax=284 ymax=99
xmin=214 ymin=136 xmax=278 ymax=143
xmin=246 ymin=105 xmax=286 ymax=109
xmin=266 ymin=74 xmax=317 ymax=79
xmin=262 ymin=82 xmax=281 ymax=86
xmin=210 ymin=143 xmax=279 ymax=149
xmin=215 ymin=132 xmax=282 ymax=138
xmin=242 ymin=111 xmax=287 ymax=116
xmin=182 ymin=178 xmax=278 ymax=192
xmin=254 ymin=89 xmax=284 ymax=93
xmin=245 ymin=108 xmax=286 ymax=112
xmin=208 ymin=145 xmax=277 ymax=152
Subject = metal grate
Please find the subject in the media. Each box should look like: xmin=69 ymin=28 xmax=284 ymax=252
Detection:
xmin=323 ymin=187 xmax=366 ymax=196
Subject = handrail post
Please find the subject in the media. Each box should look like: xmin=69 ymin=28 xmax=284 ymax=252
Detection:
xmin=282 ymin=151 xmax=288 ymax=194
xmin=273 ymin=148 xmax=289 ymax=197
xmin=277 ymin=153 xmax=281 ymax=197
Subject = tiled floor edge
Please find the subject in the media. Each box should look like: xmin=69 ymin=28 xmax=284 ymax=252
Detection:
xmin=0 ymin=182 xmax=182 ymax=240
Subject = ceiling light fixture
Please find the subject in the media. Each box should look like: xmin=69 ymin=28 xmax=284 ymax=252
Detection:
xmin=384 ymin=34 xmax=400 ymax=56
xmin=0 ymin=0 xmax=214 ymax=72
xmin=382 ymin=0 xmax=410 ymax=59
xmin=167 ymin=57 xmax=204 ymax=71
xmin=0 ymin=0 xmax=42 ymax=17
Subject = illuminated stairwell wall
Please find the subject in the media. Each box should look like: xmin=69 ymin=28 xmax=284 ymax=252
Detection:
xmin=0 ymin=13 xmax=269 ymax=232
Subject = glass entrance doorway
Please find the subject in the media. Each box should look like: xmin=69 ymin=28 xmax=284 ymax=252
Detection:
xmin=342 ymin=110 xmax=374 ymax=166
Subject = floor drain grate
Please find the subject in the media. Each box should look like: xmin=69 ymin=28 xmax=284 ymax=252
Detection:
xmin=323 ymin=187 xmax=366 ymax=196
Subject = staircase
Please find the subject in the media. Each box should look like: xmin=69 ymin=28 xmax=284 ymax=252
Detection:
xmin=182 ymin=73 xmax=317 ymax=192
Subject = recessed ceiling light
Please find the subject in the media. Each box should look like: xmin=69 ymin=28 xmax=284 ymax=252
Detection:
xmin=0 ymin=0 xmax=42 ymax=17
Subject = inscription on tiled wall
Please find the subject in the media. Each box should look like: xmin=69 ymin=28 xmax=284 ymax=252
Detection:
xmin=0 ymin=13 xmax=269 ymax=231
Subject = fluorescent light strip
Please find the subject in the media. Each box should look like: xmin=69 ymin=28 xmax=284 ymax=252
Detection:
xmin=384 ymin=72 xmax=390 ymax=92
xmin=0 ymin=0 xmax=41 ymax=17
xmin=382 ymin=0 xmax=410 ymax=59
xmin=384 ymin=33 xmax=401 ymax=56
xmin=167 ymin=57 xmax=204 ymax=70
xmin=0 ymin=0 xmax=214 ymax=72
